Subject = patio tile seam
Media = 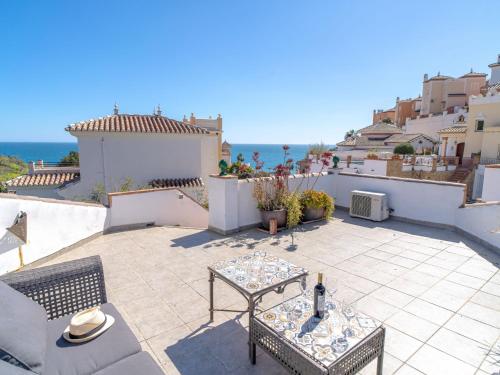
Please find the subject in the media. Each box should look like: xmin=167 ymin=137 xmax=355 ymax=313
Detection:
xmin=404 ymin=343 xmax=481 ymax=374
xmin=476 ymin=332 xmax=500 ymax=373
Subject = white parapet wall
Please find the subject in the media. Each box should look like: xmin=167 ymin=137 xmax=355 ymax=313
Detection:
xmin=335 ymin=172 xmax=466 ymax=226
xmin=455 ymin=202 xmax=500 ymax=250
xmin=0 ymin=194 xmax=108 ymax=275
xmin=108 ymin=188 xmax=209 ymax=229
xmin=482 ymin=165 xmax=500 ymax=202
xmin=208 ymin=173 xmax=335 ymax=234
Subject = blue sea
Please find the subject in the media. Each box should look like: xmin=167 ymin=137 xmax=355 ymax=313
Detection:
xmin=0 ymin=142 xmax=334 ymax=170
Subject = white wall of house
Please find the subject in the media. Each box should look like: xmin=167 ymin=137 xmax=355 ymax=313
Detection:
xmin=108 ymin=188 xmax=208 ymax=229
xmin=482 ymin=166 xmax=500 ymax=201
xmin=362 ymin=160 xmax=388 ymax=176
xmin=63 ymin=132 xmax=218 ymax=200
xmin=0 ymin=194 xmax=108 ymax=275
xmin=405 ymin=110 xmax=467 ymax=140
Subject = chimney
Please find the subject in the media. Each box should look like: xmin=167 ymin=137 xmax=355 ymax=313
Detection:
xmin=113 ymin=103 xmax=119 ymax=115
xmin=189 ymin=113 xmax=196 ymax=125
xmin=396 ymin=96 xmax=400 ymax=102
xmin=28 ymin=161 xmax=35 ymax=175
xmin=423 ymin=73 xmax=428 ymax=81
xmin=497 ymin=54 xmax=500 ymax=63
xmin=217 ymin=114 xmax=222 ymax=130
xmin=155 ymin=104 xmax=162 ymax=116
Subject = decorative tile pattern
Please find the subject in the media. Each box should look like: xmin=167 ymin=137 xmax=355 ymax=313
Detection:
xmin=210 ymin=254 xmax=306 ymax=294
xmin=255 ymin=293 xmax=381 ymax=367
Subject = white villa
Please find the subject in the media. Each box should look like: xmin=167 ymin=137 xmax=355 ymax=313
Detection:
xmin=58 ymin=106 xmax=223 ymax=201
xmin=336 ymin=122 xmax=435 ymax=156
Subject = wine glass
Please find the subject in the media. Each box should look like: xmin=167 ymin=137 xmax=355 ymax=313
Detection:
xmin=341 ymin=300 xmax=357 ymax=337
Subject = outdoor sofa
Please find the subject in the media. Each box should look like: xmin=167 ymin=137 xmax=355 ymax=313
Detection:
xmin=0 ymin=256 xmax=164 ymax=375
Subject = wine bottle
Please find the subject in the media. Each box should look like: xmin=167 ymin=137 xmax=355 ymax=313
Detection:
xmin=313 ymin=273 xmax=326 ymax=319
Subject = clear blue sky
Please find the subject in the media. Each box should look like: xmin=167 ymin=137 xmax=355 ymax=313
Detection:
xmin=0 ymin=0 xmax=498 ymax=144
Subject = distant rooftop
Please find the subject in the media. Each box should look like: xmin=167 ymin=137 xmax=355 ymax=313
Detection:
xmin=66 ymin=114 xmax=211 ymax=135
xmin=5 ymin=172 xmax=80 ymax=187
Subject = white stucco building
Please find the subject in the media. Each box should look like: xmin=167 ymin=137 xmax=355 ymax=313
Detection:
xmin=60 ymin=107 xmax=221 ymax=201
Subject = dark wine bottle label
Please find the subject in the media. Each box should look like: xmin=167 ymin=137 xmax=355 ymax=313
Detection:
xmin=318 ymin=294 xmax=325 ymax=312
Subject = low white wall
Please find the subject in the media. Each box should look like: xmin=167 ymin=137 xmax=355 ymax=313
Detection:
xmin=109 ymin=188 xmax=208 ymax=229
xmin=363 ymin=160 xmax=388 ymax=176
xmin=0 ymin=194 xmax=108 ymax=275
xmin=334 ymin=173 xmax=465 ymax=226
xmin=455 ymin=202 xmax=500 ymax=249
xmin=482 ymin=166 xmax=500 ymax=201
xmin=208 ymin=173 xmax=335 ymax=233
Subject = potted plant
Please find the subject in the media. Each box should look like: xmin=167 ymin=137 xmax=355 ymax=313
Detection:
xmin=252 ymin=146 xmax=296 ymax=229
xmin=300 ymin=189 xmax=334 ymax=221
xmin=299 ymin=151 xmax=335 ymax=221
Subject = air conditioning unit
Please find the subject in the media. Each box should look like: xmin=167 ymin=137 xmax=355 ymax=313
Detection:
xmin=349 ymin=190 xmax=389 ymax=221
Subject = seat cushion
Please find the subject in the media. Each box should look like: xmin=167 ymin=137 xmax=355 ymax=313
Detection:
xmin=44 ymin=303 xmax=141 ymax=375
xmin=0 ymin=359 xmax=36 ymax=375
xmin=93 ymin=352 xmax=164 ymax=375
xmin=0 ymin=281 xmax=47 ymax=374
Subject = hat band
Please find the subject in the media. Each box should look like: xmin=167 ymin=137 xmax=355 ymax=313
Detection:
xmin=69 ymin=315 xmax=107 ymax=339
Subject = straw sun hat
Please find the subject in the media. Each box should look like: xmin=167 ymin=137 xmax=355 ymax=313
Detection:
xmin=63 ymin=306 xmax=114 ymax=343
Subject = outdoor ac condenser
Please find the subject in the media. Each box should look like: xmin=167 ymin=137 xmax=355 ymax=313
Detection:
xmin=349 ymin=190 xmax=389 ymax=221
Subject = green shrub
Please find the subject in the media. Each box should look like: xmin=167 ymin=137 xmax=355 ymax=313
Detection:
xmin=59 ymin=151 xmax=79 ymax=165
xmin=393 ymin=143 xmax=415 ymax=155
xmin=300 ymin=190 xmax=335 ymax=219
xmin=0 ymin=155 xmax=28 ymax=183
xmin=306 ymin=142 xmax=329 ymax=158
xmin=284 ymin=193 xmax=301 ymax=229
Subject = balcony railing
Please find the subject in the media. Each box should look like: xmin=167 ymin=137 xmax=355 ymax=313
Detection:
xmin=480 ymin=157 xmax=500 ymax=165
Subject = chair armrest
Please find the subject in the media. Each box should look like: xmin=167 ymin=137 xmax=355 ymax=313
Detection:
xmin=0 ymin=256 xmax=107 ymax=320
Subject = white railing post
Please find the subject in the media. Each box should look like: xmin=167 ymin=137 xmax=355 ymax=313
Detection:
xmin=208 ymin=175 xmax=239 ymax=234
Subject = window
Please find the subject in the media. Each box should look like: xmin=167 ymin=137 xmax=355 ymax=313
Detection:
xmin=475 ymin=120 xmax=484 ymax=131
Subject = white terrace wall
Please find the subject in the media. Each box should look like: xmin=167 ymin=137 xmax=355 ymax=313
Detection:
xmin=0 ymin=194 xmax=108 ymax=275
xmin=208 ymin=173 xmax=335 ymax=234
xmin=108 ymin=188 xmax=208 ymax=229
xmin=334 ymin=172 xmax=466 ymax=226
xmin=455 ymin=202 xmax=500 ymax=250
xmin=482 ymin=166 xmax=500 ymax=202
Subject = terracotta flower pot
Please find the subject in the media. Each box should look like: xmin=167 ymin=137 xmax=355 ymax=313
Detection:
xmin=260 ymin=209 xmax=287 ymax=230
xmin=302 ymin=207 xmax=325 ymax=222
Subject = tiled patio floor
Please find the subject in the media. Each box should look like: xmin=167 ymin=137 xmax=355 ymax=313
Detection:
xmin=39 ymin=211 xmax=500 ymax=374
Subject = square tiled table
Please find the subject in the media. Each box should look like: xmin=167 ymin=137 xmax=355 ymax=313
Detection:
xmin=251 ymin=293 xmax=385 ymax=374
xmin=208 ymin=253 xmax=308 ymax=358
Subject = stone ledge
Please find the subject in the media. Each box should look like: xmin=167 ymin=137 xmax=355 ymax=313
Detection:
xmin=338 ymin=172 xmax=466 ymax=187
xmin=0 ymin=193 xmax=104 ymax=208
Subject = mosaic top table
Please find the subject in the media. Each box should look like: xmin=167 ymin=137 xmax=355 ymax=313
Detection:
xmin=208 ymin=253 xmax=308 ymax=357
xmin=250 ymin=294 xmax=385 ymax=374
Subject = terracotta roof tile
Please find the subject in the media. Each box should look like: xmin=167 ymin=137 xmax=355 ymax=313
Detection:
xmin=66 ymin=114 xmax=210 ymax=135
xmin=149 ymin=177 xmax=204 ymax=189
xmin=358 ymin=122 xmax=403 ymax=135
xmin=6 ymin=172 xmax=80 ymax=187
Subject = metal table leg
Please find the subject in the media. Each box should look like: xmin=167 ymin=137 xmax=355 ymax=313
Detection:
xmin=249 ymin=296 xmax=256 ymax=363
xmin=376 ymin=350 xmax=384 ymax=375
xmin=209 ymin=270 xmax=214 ymax=322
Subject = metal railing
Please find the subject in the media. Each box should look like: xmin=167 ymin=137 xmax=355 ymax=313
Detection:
xmin=480 ymin=157 xmax=500 ymax=165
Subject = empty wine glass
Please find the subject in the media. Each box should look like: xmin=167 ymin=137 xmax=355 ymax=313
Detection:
xmin=299 ymin=277 xmax=307 ymax=296
xmin=331 ymin=335 xmax=349 ymax=353
xmin=341 ymin=300 xmax=357 ymax=337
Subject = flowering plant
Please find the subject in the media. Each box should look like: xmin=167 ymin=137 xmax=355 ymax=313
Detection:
xmin=253 ymin=145 xmax=294 ymax=211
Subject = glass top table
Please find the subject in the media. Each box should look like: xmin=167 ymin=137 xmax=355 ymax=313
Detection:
xmin=207 ymin=252 xmax=308 ymax=359
xmin=251 ymin=293 xmax=386 ymax=374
